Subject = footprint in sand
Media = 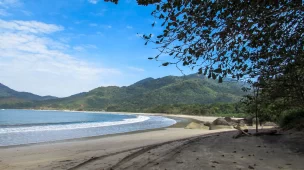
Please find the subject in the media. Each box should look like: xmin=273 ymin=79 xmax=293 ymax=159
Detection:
xmin=211 ymin=161 xmax=220 ymax=164
xmin=248 ymin=165 xmax=255 ymax=169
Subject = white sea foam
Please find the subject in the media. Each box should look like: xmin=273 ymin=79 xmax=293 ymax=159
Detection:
xmin=0 ymin=116 xmax=150 ymax=134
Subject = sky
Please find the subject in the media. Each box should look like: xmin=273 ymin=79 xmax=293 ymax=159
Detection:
xmin=0 ymin=0 xmax=194 ymax=97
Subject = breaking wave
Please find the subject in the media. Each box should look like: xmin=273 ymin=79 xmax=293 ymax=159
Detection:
xmin=0 ymin=115 xmax=150 ymax=134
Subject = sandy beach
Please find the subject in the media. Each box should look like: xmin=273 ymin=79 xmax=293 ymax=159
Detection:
xmin=0 ymin=114 xmax=303 ymax=170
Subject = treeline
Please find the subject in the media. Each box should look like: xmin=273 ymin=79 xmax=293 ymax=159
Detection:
xmin=143 ymin=103 xmax=246 ymax=117
xmin=242 ymin=57 xmax=304 ymax=130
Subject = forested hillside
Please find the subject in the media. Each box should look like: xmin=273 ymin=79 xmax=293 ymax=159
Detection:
xmin=34 ymin=74 xmax=246 ymax=112
xmin=0 ymin=74 xmax=246 ymax=115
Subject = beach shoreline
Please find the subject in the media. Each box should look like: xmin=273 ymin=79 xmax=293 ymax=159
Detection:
xmin=0 ymin=114 xmax=193 ymax=149
xmin=0 ymin=126 xmax=234 ymax=170
xmin=3 ymin=108 xmax=223 ymax=123
xmin=0 ymin=109 xmax=222 ymax=147
xmin=1 ymin=126 xmax=303 ymax=170
xmin=0 ymin=110 xmax=229 ymax=170
xmin=0 ymin=109 xmax=218 ymax=147
xmin=2 ymin=110 xmax=300 ymax=170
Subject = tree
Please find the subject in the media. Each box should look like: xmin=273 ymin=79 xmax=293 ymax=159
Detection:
xmin=106 ymin=0 xmax=303 ymax=83
xmin=105 ymin=0 xmax=304 ymax=125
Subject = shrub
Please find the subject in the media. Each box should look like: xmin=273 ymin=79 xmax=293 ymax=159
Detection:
xmin=280 ymin=110 xmax=304 ymax=130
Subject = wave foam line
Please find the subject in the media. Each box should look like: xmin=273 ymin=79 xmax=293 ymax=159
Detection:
xmin=0 ymin=116 xmax=150 ymax=134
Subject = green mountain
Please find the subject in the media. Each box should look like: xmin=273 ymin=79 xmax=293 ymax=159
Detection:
xmin=34 ymin=74 xmax=246 ymax=112
xmin=0 ymin=83 xmax=57 ymax=107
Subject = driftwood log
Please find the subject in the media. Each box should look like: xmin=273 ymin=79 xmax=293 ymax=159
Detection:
xmin=233 ymin=127 xmax=278 ymax=139
xmin=233 ymin=125 xmax=251 ymax=139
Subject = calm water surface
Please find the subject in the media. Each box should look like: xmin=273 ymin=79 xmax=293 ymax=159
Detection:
xmin=0 ymin=109 xmax=176 ymax=146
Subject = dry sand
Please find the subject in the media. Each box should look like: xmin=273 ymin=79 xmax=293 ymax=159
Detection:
xmin=0 ymin=114 xmax=303 ymax=170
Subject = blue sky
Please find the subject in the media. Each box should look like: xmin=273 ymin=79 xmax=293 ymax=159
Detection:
xmin=0 ymin=0 xmax=193 ymax=97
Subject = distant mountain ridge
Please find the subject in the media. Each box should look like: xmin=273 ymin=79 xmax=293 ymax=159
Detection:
xmin=0 ymin=74 xmax=247 ymax=111
xmin=0 ymin=83 xmax=57 ymax=101
xmin=33 ymin=74 xmax=246 ymax=112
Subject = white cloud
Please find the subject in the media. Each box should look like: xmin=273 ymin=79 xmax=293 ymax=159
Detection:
xmin=73 ymin=44 xmax=97 ymax=52
xmin=74 ymin=21 xmax=82 ymax=24
xmin=136 ymin=33 xmax=143 ymax=38
xmin=88 ymin=0 xmax=99 ymax=4
xmin=0 ymin=19 xmax=121 ymax=97
xmin=127 ymin=66 xmax=145 ymax=72
xmin=21 ymin=10 xmax=32 ymax=16
xmin=91 ymin=9 xmax=107 ymax=16
xmin=101 ymin=25 xmax=112 ymax=29
xmin=126 ymin=25 xmax=133 ymax=29
xmin=0 ymin=0 xmax=22 ymax=8
xmin=0 ymin=8 xmax=9 ymax=16
xmin=96 ymin=32 xmax=104 ymax=36
xmin=84 ymin=44 xmax=97 ymax=49
xmin=0 ymin=19 xmax=64 ymax=34
xmin=136 ymin=33 xmax=153 ymax=38
xmin=89 ymin=23 xmax=98 ymax=27
xmin=0 ymin=0 xmax=22 ymax=17
xmin=73 ymin=46 xmax=85 ymax=52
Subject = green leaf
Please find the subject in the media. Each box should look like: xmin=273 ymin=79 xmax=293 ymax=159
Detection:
xmin=212 ymin=73 xmax=217 ymax=79
xmin=198 ymin=68 xmax=202 ymax=74
xmin=162 ymin=62 xmax=170 ymax=66
xmin=214 ymin=68 xmax=222 ymax=73
xmin=204 ymin=68 xmax=208 ymax=75
xmin=219 ymin=76 xmax=223 ymax=83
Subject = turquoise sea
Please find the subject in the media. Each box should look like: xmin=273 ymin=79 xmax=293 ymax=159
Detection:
xmin=0 ymin=109 xmax=176 ymax=146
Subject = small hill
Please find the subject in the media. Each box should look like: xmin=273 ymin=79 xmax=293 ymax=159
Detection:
xmin=0 ymin=83 xmax=57 ymax=101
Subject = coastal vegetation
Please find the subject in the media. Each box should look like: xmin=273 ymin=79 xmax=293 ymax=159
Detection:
xmin=105 ymin=0 xmax=304 ymax=130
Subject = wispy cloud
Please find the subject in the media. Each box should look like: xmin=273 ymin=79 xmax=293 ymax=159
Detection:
xmin=127 ymin=66 xmax=145 ymax=72
xmin=91 ymin=9 xmax=107 ymax=16
xmin=101 ymin=25 xmax=112 ymax=29
xmin=136 ymin=33 xmax=143 ymax=38
xmin=74 ymin=21 xmax=82 ymax=24
xmin=0 ymin=0 xmax=22 ymax=8
xmin=126 ymin=25 xmax=133 ymax=29
xmin=0 ymin=19 xmax=64 ymax=34
xmin=21 ymin=10 xmax=32 ymax=16
xmin=88 ymin=0 xmax=99 ymax=4
xmin=0 ymin=0 xmax=22 ymax=16
xmin=73 ymin=44 xmax=97 ymax=52
xmin=0 ymin=19 xmax=121 ymax=97
xmin=136 ymin=33 xmax=153 ymax=38
xmin=0 ymin=8 xmax=9 ymax=16
xmin=89 ymin=23 xmax=98 ymax=27
xmin=73 ymin=46 xmax=85 ymax=52
xmin=96 ymin=32 xmax=104 ymax=36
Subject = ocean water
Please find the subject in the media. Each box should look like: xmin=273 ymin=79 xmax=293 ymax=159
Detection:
xmin=0 ymin=109 xmax=176 ymax=146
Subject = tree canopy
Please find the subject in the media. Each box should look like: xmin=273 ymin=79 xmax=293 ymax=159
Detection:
xmin=105 ymin=0 xmax=304 ymax=123
xmin=106 ymin=0 xmax=303 ymax=83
